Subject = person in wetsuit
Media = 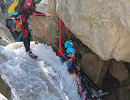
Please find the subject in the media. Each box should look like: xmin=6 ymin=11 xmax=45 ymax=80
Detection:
xmin=61 ymin=47 xmax=103 ymax=100
xmin=18 ymin=0 xmax=47 ymax=58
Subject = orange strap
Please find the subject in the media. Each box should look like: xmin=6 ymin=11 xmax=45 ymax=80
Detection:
xmin=15 ymin=20 xmax=22 ymax=30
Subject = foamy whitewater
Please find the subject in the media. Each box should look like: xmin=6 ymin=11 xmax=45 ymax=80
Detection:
xmin=0 ymin=43 xmax=81 ymax=100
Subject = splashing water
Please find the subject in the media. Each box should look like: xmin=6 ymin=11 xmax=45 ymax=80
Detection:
xmin=0 ymin=43 xmax=81 ymax=100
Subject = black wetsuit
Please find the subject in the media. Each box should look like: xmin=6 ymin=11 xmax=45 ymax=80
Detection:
xmin=61 ymin=54 xmax=100 ymax=99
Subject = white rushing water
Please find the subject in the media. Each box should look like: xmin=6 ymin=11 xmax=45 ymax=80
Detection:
xmin=0 ymin=43 xmax=81 ymax=100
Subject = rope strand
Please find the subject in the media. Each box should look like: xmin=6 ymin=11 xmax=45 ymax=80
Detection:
xmin=33 ymin=14 xmax=86 ymax=100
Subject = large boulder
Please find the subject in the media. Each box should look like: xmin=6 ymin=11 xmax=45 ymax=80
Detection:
xmin=32 ymin=0 xmax=130 ymax=84
xmin=32 ymin=0 xmax=59 ymax=49
xmin=0 ymin=93 xmax=8 ymax=100
xmin=0 ymin=38 xmax=10 ymax=46
xmin=56 ymin=0 xmax=130 ymax=62
xmin=0 ymin=9 xmax=15 ymax=45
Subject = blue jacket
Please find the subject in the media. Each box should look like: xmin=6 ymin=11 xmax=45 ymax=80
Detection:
xmin=61 ymin=53 xmax=72 ymax=68
xmin=61 ymin=53 xmax=78 ymax=74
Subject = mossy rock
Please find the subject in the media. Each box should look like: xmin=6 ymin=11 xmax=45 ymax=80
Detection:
xmin=122 ymin=75 xmax=130 ymax=87
xmin=0 ymin=74 xmax=11 ymax=99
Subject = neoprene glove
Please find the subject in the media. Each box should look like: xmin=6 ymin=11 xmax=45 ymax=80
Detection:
xmin=36 ymin=12 xmax=46 ymax=16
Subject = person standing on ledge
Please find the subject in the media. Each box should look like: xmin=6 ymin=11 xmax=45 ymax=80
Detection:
xmin=19 ymin=0 xmax=47 ymax=59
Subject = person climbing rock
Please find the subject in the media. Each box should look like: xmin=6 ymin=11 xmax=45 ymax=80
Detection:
xmin=61 ymin=47 xmax=107 ymax=100
xmin=62 ymin=40 xmax=82 ymax=60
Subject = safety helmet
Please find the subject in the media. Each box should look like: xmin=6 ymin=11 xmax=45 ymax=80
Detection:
xmin=66 ymin=47 xmax=76 ymax=54
xmin=64 ymin=41 xmax=73 ymax=48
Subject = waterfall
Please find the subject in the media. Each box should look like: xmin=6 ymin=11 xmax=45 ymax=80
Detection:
xmin=0 ymin=43 xmax=80 ymax=100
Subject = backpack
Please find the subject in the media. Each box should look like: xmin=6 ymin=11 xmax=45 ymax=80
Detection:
xmin=8 ymin=0 xmax=25 ymax=17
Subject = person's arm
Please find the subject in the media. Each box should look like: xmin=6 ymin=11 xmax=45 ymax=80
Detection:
xmin=67 ymin=60 xmax=78 ymax=74
xmin=31 ymin=2 xmax=46 ymax=16
xmin=31 ymin=7 xmax=37 ymax=13
xmin=36 ymin=12 xmax=46 ymax=16
xmin=67 ymin=60 xmax=74 ymax=74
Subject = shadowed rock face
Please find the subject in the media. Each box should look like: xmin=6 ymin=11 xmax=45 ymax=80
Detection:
xmin=109 ymin=60 xmax=128 ymax=83
xmin=101 ymin=62 xmax=130 ymax=100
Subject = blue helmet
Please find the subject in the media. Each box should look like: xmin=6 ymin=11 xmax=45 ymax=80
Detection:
xmin=64 ymin=41 xmax=73 ymax=48
xmin=66 ymin=47 xmax=76 ymax=54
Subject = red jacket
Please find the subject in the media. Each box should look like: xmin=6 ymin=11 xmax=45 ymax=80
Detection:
xmin=20 ymin=0 xmax=37 ymax=17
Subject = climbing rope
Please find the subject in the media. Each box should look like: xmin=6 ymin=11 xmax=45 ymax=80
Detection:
xmin=58 ymin=18 xmax=63 ymax=56
xmin=64 ymin=23 xmax=70 ymax=40
xmin=36 ymin=14 xmax=58 ymax=17
xmin=33 ymin=14 xmax=86 ymax=100
xmin=33 ymin=15 xmax=68 ymax=61
xmin=73 ymin=69 xmax=86 ymax=100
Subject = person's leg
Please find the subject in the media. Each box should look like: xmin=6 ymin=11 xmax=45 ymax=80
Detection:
xmin=80 ymin=70 xmax=99 ymax=91
xmin=78 ymin=74 xmax=94 ymax=99
xmin=23 ymin=33 xmax=31 ymax=52
xmin=20 ymin=15 xmax=30 ymax=52
xmin=20 ymin=14 xmax=37 ymax=58
xmin=81 ymin=78 xmax=95 ymax=99
xmin=80 ymin=70 xmax=108 ymax=97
